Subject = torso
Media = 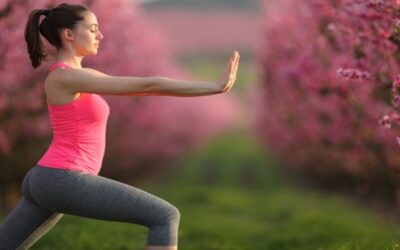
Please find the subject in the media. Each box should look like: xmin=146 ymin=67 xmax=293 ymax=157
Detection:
xmin=38 ymin=63 xmax=110 ymax=176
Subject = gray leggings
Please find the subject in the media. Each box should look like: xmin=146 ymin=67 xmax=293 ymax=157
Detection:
xmin=0 ymin=165 xmax=180 ymax=249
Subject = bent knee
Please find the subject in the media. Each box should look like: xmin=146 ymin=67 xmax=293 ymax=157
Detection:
xmin=167 ymin=206 xmax=180 ymax=223
xmin=152 ymin=205 xmax=180 ymax=227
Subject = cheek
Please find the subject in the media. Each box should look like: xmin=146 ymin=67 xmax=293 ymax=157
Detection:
xmin=82 ymin=34 xmax=93 ymax=43
xmin=77 ymin=31 xmax=92 ymax=41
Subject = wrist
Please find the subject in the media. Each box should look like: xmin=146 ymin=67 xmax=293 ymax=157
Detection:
xmin=214 ymin=82 xmax=224 ymax=94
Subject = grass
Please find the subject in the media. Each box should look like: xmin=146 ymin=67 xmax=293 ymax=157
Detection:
xmin=5 ymin=127 xmax=399 ymax=250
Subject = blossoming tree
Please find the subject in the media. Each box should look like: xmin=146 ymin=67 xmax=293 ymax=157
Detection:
xmin=253 ymin=0 xmax=400 ymax=204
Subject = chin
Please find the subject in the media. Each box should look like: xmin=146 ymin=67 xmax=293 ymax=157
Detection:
xmin=86 ymin=50 xmax=98 ymax=56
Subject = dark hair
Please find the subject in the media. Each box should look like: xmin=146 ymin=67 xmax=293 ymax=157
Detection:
xmin=24 ymin=3 xmax=90 ymax=68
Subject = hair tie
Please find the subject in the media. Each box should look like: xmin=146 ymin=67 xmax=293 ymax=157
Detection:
xmin=43 ymin=9 xmax=51 ymax=17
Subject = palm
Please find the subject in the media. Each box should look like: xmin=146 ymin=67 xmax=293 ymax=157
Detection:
xmin=217 ymin=51 xmax=240 ymax=92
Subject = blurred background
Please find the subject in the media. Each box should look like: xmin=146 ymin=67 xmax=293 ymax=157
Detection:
xmin=1 ymin=0 xmax=400 ymax=249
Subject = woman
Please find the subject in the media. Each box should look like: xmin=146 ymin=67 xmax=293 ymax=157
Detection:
xmin=0 ymin=3 xmax=239 ymax=250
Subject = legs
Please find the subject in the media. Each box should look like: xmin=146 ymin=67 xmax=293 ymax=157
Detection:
xmin=0 ymin=165 xmax=180 ymax=248
xmin=28 ymin=166 xmax=180 ymax=247
xmin=0 ymin=197 xmax=63 ymax=250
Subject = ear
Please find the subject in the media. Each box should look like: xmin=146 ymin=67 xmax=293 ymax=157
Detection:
xmin=61 ymin=28 xmax=75 ymax=42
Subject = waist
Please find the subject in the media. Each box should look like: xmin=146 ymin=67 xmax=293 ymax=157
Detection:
xmin=36 ymin=161 xmax=100 ymax=176
xmin=37 ymin=142 xmax=105 ymax=175
xmin=34 ymin=164 xmax=88 ymax=174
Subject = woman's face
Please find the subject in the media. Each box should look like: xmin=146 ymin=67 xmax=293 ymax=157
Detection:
xmin=67 ymin=11 xmax=104 ymax=56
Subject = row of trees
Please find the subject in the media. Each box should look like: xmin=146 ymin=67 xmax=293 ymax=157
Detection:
xmin=0 ymin=0 xmax=239 ymax=213
xmin=254 ymin=0 xmax=400 ymax=205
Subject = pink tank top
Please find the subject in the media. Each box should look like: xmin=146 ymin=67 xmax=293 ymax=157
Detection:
xmin=37 ymin=62 xmax=110 ymax=175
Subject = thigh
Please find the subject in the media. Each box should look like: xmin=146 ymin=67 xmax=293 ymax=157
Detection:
xmin=0 ymin=196 xmax=63 ymax=250
xmin=30 ymin=168 xmax=176 ymax=227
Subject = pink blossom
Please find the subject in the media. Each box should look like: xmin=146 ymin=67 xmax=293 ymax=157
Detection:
xmin=337 ymin=68 xmax=371 ymax=80
xmin=254 ymin=0 xmax=400 ymax=196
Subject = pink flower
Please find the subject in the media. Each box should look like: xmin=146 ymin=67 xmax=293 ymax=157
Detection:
xmin=337 ymin=68 xmax=371 ymax=80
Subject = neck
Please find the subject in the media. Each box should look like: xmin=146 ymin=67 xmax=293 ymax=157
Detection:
xmin=55 ymin=49 xmax=83 ymax=69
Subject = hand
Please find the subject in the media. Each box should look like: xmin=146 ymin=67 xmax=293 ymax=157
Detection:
xmin=216 ymin=50 xmax=240 ymax=93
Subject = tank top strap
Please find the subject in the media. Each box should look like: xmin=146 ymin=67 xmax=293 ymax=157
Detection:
xmin=49 ymin=62 xmax=73 ymax=73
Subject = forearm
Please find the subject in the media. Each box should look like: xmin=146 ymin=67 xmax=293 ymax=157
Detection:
xmin=148 ymin=76 xmax=222 ymax=97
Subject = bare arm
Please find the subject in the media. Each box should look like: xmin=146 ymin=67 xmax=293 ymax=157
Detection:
xmin=57 ymin=50 xmax=239 ymax=97
xmin=82 ymin=68 xmax=220 ymax=97
xmin=147 ymin=77 xmax=221 ymax=97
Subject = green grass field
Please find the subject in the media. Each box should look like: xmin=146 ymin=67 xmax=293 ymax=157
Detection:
xmin=5 ymin=128 xmax=398 ymax=250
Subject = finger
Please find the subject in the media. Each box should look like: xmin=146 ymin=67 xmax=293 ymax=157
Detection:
xmin=229 ymin=51 xmax=238 ymax=65
xmin=230 ymin=54 xmax=239 ymax=74
xmin=234 ymin=58 xmax=239 ymax=73
xmin=226 ymin=52 xmax=236 ymax=69
xmin=231 ymin=65 xmax=238 ymax=84
xmin=228 ymin=51 xmax=235 ymax=63
xmin=224 ymin=74 xmax=233 ymax=91
xmin=221 ymin=59 xmax=231 ymax=76
xmin=229 ymin=52 xmax=236 ymax=67
xmin=234 ymin=52 xmax=240 ymax=66
xmin=230 ymin=57 xmax=236 ymax=73
xmin=221 ymin=51 xmax=239 ymax=91
xmin=230 ymin=59 xmax=239 ymax=77
xmin=226 ymin=77 xmax=235 ymax=91
xmin=230 ymin=60 xmax=237 ymax=75
xmin=232 ymin=50 xmax=237 ymax=58
xmin=233 ymin=50 xmax=239 ymax=62
xmin=227 ymin=57 xmax=235 ymax=73
xmin=230 ymin=52 xmax=239 ymax=70
xmin=226 ymin=73 xmax=236 ymax=91
xmin=233 ymin=54 xmax=240 ymax=73
xmin=230 ymin=74 xmax=237 ymax=88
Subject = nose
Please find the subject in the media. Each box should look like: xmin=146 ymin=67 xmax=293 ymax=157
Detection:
xmin=97 ymin=30 xmax=104 ymax=40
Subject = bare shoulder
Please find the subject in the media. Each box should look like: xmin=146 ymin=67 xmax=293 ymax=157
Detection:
xmin=45 ymin=67 xmax=109 ymax=90
xmin=44 ymin=67 xmax=70 ymax=94
xmin=44 ymin=68 xmax=79 ymax=105
xmin=82 ymin=67 xmax=111 ymax=77
xmin=44 ymin=66 xmax=151 ymax=96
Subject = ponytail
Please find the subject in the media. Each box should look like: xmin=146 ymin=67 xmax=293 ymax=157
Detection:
xmin=24 ymin=9 xmax=49 ymax=68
